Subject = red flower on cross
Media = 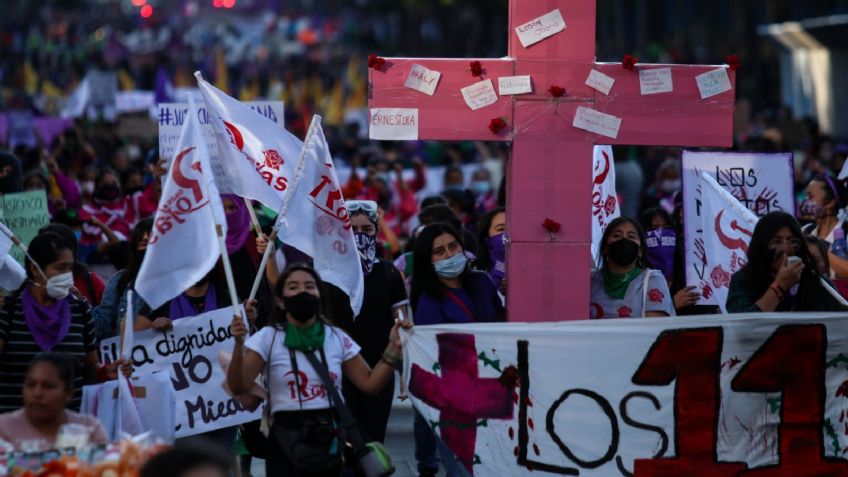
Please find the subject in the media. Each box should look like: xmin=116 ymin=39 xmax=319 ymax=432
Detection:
xmin=548 ymin=85 xmax=566 ymax=98
xmin=726 ymin=54 xmax=741 ymax=71
xmin=542 ymin=218 xmax=561 ymax=234
xmin=469 ymin=60 xmax=483 ymax=77
xmin=489 ymin=117 xmax=508 ymax=134
xmin=622 ymin=54 xmax=639 ymax=71
xmin=368 ymin=54 xmax=386 ymax=70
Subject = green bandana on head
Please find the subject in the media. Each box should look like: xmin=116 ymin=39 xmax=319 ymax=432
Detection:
xmin=284 ymin=321 xmax=326 ymax=352
xmin=603 ymin=267 xmax=642 ymax=300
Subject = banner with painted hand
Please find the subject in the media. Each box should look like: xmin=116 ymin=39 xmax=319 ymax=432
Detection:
xmin=275 ymin=115 xmax=364 ymax=315
xmin=591 ymin=146 xmax=619 ymax=262
xmin=682 ymin=151 xmax=794 ymax=307
xmin=100 ymin=307 xmax=260 ymax=438
xmin=402 ymin=315 xmax=848 ymax=476
xmin=697 ymin=172 xmax=757 ymax=313
xmin=196 ymin=72 xmax=303 ymax=211
xmin=135 ymin=99 xmax=226 ymax=310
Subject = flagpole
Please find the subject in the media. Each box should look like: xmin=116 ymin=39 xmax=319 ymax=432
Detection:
xmin=246 ymin=115 xmax=321 ymax=303
xmin=243 ymin=197 xmax=263 ymax=237
xmin=0 ymin=220 xmax=46 ymax=278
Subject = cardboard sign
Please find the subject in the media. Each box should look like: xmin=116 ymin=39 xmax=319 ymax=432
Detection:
xmin=682 ymin=151 xmax=794 ymax=306
xmin=369 ymin=108 xmax=419 ymax=140
xmin=158 ymin=101 xmax=284 ymax=193
xmin=585 ymin=70 xmax=616 ymax=96
xmin=572 ymin=107 xmax=622 ymax=139
xmin=0 ymin=190 xmax=51 ymax=265
xmin=498 ymin=76 xmax=533 ymax=96
xmin=639 ymin=67 xmax=674 ymax=95
xmin=696 ymin=68 xmax=733 ymax=99
xmin=514 ymin=9 xmax=567 ymax=48
xmin=461 ymin=79 xmax=499 ymax=111
xmin=403 ymin=314 xmax=848 ymax=476
xmin=404 ymin=64 xmax=442 ymax=96
xmin=100 ymin=308 xmax=261 ymax=438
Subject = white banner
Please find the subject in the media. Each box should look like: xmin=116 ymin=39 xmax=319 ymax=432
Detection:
xmin=682 ymin=151 xmax=794 ymax=306
xmin=157 ymin=100 xmax=285 ymax=194
xmin=100 ymin=308 xmax=260 ymax=438
xmin=402 ymin=314 xmax=848 ymax=476
xmin=591 ymin=146 xmax=619 ymax=262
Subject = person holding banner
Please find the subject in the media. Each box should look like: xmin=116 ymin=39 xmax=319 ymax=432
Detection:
xmin=726 ymin=211 xmax=848 ymax=313
xmin=799 ymin=174 xmax=848 ymax=278
xmin=590 ymin=217 xmax=675 ymax=319
xmin=227 ymin=263 xmax=407 ymax=477
xmin=0 ymin=353 xmax=108 ymax=451
xmin=91 ymin=219 xmax=153 ymax=339
xmin=0 ymin=232 xmax=99 ymax=412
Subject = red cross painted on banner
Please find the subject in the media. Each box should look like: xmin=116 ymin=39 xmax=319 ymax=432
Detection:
xmin=368 ymin=0 xmax=736 ymax=322
xmin=408 ymin=333 xmax=515 ymax=474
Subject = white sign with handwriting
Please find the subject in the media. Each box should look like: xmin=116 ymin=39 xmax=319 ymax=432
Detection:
xmin=639 ymin=68 xmax=674 ymax=95
xmin=498 ymin=76 xmax=533 ymax=95
xmin=573 ymin=107 xmax=622 ymax=139
xmin=369 ymin=108 xmax=419 ymax=140
xmin=461 ymin=79 xmax=499 ymax=111
xmin=696 ymin=68 xmax=733 ymax=100
xmin=585 ymin=70 xmax=616 ymax=96
xmin=404 ymin=64 xmax=442 ymax=96
xmin=514 ymin=9 xmax=567 ymax=48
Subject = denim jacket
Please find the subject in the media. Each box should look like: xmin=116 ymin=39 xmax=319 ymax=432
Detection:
xmin=91 ymin=270 xmax=149 ymax=340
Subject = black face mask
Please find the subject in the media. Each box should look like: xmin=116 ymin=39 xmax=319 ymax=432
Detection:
xmin=283 ymin=292 xmax=320 ymax=322
xmin=95 ymin=184 xmax=120 ymax=202
xmin=607 ymin=238 xmax=640 ymax=267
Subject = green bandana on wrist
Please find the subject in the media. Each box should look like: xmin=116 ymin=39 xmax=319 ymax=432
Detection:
xmin=603 ymin=267 xmax=642 ymax=300
xmin=284 ymin=321 xmax=326 ymax=351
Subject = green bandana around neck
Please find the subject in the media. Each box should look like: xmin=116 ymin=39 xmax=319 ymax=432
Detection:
xmin=603 ymin=267 xmax=642 ymax=300
xmin=284 ymin=321 xmax=326 ymax=352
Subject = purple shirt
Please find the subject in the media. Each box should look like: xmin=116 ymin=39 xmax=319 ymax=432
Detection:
xmin=414 ymin=272 xmax=504 ymax=325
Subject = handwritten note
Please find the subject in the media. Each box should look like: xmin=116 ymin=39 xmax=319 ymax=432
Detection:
xmin=573 ymin=107 xmax=622 ymax=139
xmin=639 ymin=68 xmax=673 ymax=95
xmin=695 ymin=68 xmax=732 ymax=99
xmin=369 ymin=108 xmax=419 ymax=140
xmin=498 ymin=76 xmax=533 ymax=95
xmin=515 ymin=9 xmax=566 ymax=48
xmin=404 ymin=64 xmax=442 ymax=96
xmin=585 ymin=70 xmax=616 ymax=96
xmin=461 ymin=79 xmax=498 ymax=111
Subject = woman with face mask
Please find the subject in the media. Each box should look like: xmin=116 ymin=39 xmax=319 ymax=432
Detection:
xmin=590 ymin=217 xmax=675 ymax=319
xmin=0 ymin=232 xmax=100 ymax=413
xmin=475 ymin=207 xmax=507 ymax=296
xmin=800 ymin=174 xmax=848 ymax=278
xmin=91 ymin=219 xmax=153 ymax=340
xmin=227 ymin=263 xmax=408 ymax=477
xmin=0 ymin=353 xmax=108 ymax=451
xmin=726 ymin=212 xmax=848 ymax=313
xmin=638 ymin=208 xmax=701 ymax=313
xmin=80 ymin=169 xmax=137 ymax=249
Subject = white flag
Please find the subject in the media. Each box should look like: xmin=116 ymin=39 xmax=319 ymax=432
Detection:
xmin=591 ymin=146 xmax=620 ymax=263
xmin=136 ymin=98 xmax=225 ymax=310
xmin=0 ymin=229 xmax=24 ymax=290
xmin=698 ymin=172 xmax=757 ymax=313
xmin=277 ymin=116 xmax=364 ymax=315
xmin=195 ymin=72 xmax=303 ymax=211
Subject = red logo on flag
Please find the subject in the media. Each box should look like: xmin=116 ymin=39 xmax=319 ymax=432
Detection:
xmin=263 ymin=149 xmax=284 ymax=171
xmin=604 ymin=196 xmax=617 ymax=215
xmin=648 ymin=289 xmax=664 ymax=303
xmin=711 ymin=265 xmax=731 ymax=289
xmin=617 ymin=306 xmax=632 ymax=318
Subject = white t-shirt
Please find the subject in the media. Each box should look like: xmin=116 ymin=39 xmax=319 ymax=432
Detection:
xmin=589 ymin=269 xmax=675 ymax=319
xmin=245 ymin=325 xmax=361 ymax=413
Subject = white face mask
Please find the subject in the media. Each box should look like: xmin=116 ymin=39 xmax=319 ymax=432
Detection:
xmin=44 ymin=272 xmax=74 ymax=299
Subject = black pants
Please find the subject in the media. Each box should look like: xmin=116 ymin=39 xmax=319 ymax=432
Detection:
xmin=342 ymin=374 xmax=394 ymax=443
xmin=267 ymin=410 xmax=342 ymax=477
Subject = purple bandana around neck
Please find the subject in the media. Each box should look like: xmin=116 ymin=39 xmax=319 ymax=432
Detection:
xmin=486 ymin=233 xmax=507 ymax=288
xmin=222 ymin=194 xmax=252 ymax=254
xmin=169 ymin=285 xmax=218 ymax=320
xmin=21 ymin=288 xmax=72 ymax=352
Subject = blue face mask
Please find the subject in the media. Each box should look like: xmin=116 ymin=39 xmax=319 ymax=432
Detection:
xmin=434 ymin=253 xmax=467 ymax=278
xmin=73 ymin=230 xmax=82 ymax=243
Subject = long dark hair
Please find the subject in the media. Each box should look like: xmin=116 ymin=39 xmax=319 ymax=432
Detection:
xmin=741 ymin=211 xmax=821 ymax=309
xmin=118 ymin=218 xmax=154 ymax=294
xmin=28 ymin=352 xmax=75 ymax=391
xmin=25 ymin=232 xmax=72 ymax=282
xmin=268 ymin=263 xmax=330 ymax=328
xmin=39 ymin=223 xmax=90 ymax=278
xmin=475 ymin=207 xmax=505 ymax=272
xmin=411 ymin=223 xmax=475 ymax=312
xmin=596 ymin=217 xmax=647 ymax=271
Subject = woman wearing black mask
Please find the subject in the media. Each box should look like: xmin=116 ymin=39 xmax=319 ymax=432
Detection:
xmin=80 ymin=169 xmax=136 ymax=249
xmin=590 ymin=217 xmax=675 ymax=318
xmin=726 ymin=212 xmax=848 ymax=313
xmin=227 ymin=263 xmax=409 ymax=477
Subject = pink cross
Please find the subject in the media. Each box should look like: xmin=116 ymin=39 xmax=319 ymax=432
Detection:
xmin=408 ymin=333 xmax=514 ymax=474
xmin=369 ymin=0 xmax=736 ymax=321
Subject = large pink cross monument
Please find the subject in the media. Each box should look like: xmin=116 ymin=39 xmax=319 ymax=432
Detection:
xmin=368 ymin=0 xmax=736 ymax=322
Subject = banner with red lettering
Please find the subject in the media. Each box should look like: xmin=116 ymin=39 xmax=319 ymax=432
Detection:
xmin=402 ymin=314 xmax=848 ymax=476
xmin=591 ymin=146 xmax=619 ymax=262
xmin=136 ymin=98 xmax=225 ymax=309
xmin=275 ymin=115 xmax=364 ymax=315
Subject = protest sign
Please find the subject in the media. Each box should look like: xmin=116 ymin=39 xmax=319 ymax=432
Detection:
xmin=403 ymin=313 xmax=848 ymax=476
xmin=87 ymin=70 xmax=118 ymax=121
xmin=0 ymin=190 xmax=51 ymax=265
xmin=157 ymin=100 xmax=284 ymax=193
xmin=682 ymin=151 xmax=794 ymax=307
xmin=590 ymin=146 xmax=619 ymax=262
xmin=100 ymin=308 xmax=260 ymax=438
